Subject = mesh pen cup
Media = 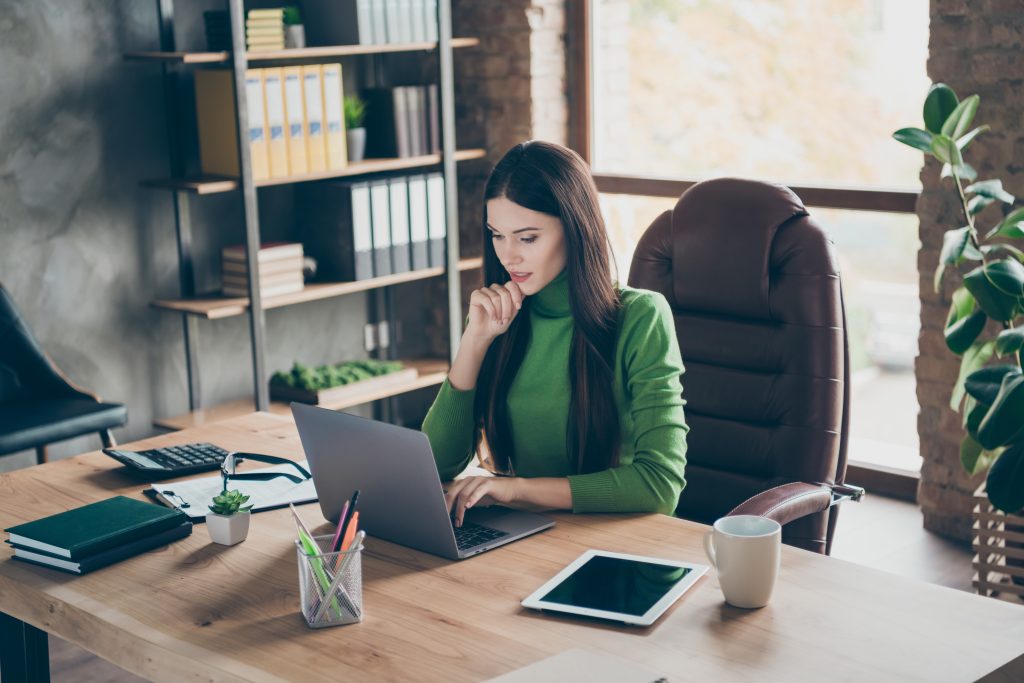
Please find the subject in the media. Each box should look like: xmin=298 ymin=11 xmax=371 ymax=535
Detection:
xmin=296 ymin=534 xmax=363 ymax=628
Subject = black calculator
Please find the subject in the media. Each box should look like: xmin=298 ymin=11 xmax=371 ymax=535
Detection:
xmin=102 ymin=442 xmax=230 ymax=478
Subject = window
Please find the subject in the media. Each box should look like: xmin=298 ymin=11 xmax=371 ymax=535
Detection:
xmin=578 ymin=0 xmax=929 ymax=476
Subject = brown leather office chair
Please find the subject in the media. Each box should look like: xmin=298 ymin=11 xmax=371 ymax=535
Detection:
xmin=628 ymin=178 xmax=862 ymax=555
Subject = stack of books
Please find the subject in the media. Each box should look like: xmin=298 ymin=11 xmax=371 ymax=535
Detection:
xmin=246 ymin=8 xmax=286 ymax=52
xmin=222 ymin=242 xmax=305 ymax=298
xmin=203 ymin=10 xmax=231 ymax=51
xmin=363 ymin=85 xmax=440 ymax=159
xmin=3 ymin=496 xmax=192 ymax=575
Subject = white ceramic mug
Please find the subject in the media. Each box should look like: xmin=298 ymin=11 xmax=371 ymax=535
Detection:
xmin=703 ymin=515 xmax=781 ymax=609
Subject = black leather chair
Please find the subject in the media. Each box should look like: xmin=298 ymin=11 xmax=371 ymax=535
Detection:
xmin=629 ymin=178 xmax=862 ymax=555
xmin=0 ymin=283 xmax=127 ymax=464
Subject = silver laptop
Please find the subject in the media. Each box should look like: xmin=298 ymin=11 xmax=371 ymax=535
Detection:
xmin=291 ymin=402 xmax=554 ymax=560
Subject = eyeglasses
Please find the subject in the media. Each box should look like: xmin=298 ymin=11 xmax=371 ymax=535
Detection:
xmin=219 ymin=452 xmax=312 ymax=493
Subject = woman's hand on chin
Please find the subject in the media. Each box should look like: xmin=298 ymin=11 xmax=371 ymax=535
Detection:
xmin=465 ymin=281 xmax=525 ymax=343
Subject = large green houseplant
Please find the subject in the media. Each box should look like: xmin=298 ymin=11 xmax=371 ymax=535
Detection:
xmin=894 ymin=83 xmax=1024 ymax=515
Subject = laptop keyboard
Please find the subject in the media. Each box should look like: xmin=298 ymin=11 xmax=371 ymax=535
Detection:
xmin=453 ymin=520 xmax=509 ymax=550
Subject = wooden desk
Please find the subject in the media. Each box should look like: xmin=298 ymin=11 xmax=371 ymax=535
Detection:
xmin=1 ymin=413 xmax=1022 ymax=682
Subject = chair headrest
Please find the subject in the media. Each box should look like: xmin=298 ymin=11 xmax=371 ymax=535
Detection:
xmin=635 ymin=178 xmax=809 ymax=320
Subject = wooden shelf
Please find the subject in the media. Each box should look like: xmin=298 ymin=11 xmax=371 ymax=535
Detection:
xmin=124 ymin=38 xmax=479 ymax=65
xmin=248 ymin=37 xmax=480 ymax=61
xmin=152 ymin=257 xmax=483 ymax=319
xmin=141 ymin=149 xmax=487 ymax=195
xmin=124 ymin=51 xmax=230 ymax=64
xmin=153 ymin=358 xmax=449 ymax=431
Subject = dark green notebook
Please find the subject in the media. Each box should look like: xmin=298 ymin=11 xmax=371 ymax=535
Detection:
xmin=4 ymin=495 xmax=189 ymax=559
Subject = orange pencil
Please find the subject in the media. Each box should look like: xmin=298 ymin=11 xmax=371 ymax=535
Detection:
xmin=340 ymin=511 xmax=359 ymax=551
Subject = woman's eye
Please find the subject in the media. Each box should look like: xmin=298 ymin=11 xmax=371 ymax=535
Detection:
xmin=490 ymin=233 xmax=503 ymax=241
xmin=521 ymin=237 xmax=537 ymax=244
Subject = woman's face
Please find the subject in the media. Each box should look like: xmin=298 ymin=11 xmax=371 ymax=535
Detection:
xmin=486 ymin=196 xmax=567 ymax=296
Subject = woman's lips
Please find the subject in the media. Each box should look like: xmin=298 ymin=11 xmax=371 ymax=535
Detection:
xmin=509 ymin=271 xmax=532 ymax=283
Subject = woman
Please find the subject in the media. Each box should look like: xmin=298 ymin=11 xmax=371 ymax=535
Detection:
xmin=422 ymin=140 xmax=687 ymax=526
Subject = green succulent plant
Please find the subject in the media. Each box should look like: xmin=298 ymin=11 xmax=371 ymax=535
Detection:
xmin=894 ymin=83 xmax=1024 ymax=514
xmin=271 ymin=359 xmax=404 ymax=392
xmin=208 ymin=489 xmax=253 ymax=516
xmin=344 ymin=95 xmax=367 ymax=130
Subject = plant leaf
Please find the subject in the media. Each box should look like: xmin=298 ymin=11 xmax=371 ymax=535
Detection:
xmin=893 ymin=127 xmax=934 ymax=153
xmin=942 ymin=94 xmax=980 ymax=139
xmin=965 ymin=364 xmax=1021 ymax=405
xmin=957 ymin=125 xmax=990 ymax=150
xmin=939 ymin=226 xmax=972 ymax=266
xmin=965 ymin=398 xmax=990 ymax=439
xmin=968 ymin=195 xmax=995 ymax=216
xmin=946 ymin=309 xmax=986 ymax=354
xmin=966 ymin=179 xmax=1016 ymax=205
xmin=986 ymin=443 xmax=1024 ymax=513
xmin=988 ymin=207 xmax=1024 ymax=240
xmin=977 ymin=373 xmax=1024 ymax=449
xmin=924 ymin=83 xmax=959 ymax=134
xmin=996 ymin=326 xmax=1024 ymax=356
xmin=982 ymin=243 xmax=1024 ymax=262
xmin=942 ymin=162 xmax=978 ymax=181
xmin=964 ymin=264 xmax=1019 ymax=321
xmin=952 ymin=341 xmax=996 ymax=410
xmin=961 ymin=434 xmax=983 ymax=473
xmin=930 ymin=134 xmax=962 ymax=166
xmin=983 ymin=258 xmax=1024 ymax=296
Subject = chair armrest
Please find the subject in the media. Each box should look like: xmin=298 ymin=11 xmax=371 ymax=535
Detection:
xmin=727 ymin=482 xmax=833 ymax=528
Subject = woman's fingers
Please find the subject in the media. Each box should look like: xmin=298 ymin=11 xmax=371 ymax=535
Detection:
xmin=489 ymin=284 xmax=515 ymax=325
xmin=469 ymin=290 xmax=498 ymax=322
xmin=453 ymin=478 xmax=490 ymax=527
xmin=503 ymin=280 xmax=525 ymax=311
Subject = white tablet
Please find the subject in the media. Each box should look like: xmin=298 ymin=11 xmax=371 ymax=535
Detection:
xmin=521 ymin=549 xmax=708 ymax=626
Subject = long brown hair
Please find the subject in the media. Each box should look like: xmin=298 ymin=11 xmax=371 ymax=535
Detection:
xmin=474 ymin=140 xmax=621 ymax=475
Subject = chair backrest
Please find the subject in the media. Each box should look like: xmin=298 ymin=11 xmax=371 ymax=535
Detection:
xmin=627 ymin=178 xmax=850 ymax=552
xmin=0 ymin=283 xmax=82 ymax=401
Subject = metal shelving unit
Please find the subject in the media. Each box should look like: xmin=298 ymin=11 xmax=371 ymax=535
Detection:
xmin=136 ymin=0 xmax=476 ymax=426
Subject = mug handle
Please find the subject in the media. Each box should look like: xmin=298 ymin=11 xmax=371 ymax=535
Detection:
xmin=703 ymin=531 xmax=717 ymax=569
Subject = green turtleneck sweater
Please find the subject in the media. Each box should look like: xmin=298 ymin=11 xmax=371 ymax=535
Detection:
xmin=421 ymin=270 xmax=688 ymax=515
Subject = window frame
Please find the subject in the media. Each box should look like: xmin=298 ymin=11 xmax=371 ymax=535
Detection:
xmin=567 ymin=0 xmax=920 ymax=492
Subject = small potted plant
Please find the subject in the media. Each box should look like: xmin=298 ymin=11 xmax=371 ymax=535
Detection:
xmin=344 ymin=94 xmax=367 ymax=163
xmin=206 ymin=489 xmax=253 ymax=546
xmin=283 ymin=6 xmax=305 ymax=49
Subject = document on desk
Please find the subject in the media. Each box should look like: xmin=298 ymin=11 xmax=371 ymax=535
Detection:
xmin=148 ymin=460 xmax=318 ymax=520
xmin=485 ymin=649 xmax=666 ymax=683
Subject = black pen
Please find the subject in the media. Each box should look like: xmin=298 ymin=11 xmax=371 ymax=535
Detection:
xmin=332 ymin=489 xmax=360 ymax=553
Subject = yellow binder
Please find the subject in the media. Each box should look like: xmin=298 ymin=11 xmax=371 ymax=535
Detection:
xmin=193 ymin=68 xmax=269 ymax=180
xmin=321 ymin=63 xmax=348 ymax=171
xmin=301 ymin=64 xmax=327 ymax=174
xmin=262 ymin=68 xmax=289 ymax=178
xmin=282 ymin=66 xmax=308 ymax=175
xmin=244 ymin=68 xmax=270 ymax=180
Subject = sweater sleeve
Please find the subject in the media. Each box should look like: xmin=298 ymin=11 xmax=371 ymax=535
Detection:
xmin=567 ymin=291 xmax=688 ymax=515
xmin=421 ymin=378 xmax=479 ymax=481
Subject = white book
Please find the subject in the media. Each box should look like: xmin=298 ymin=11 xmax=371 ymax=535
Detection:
xmin=352 ymin=182 xmax=373 ymax=279
xmin=426 ymin=172 xmax=446 ymax=266
xmin=424 ymin=0 xmax=438 ymax=42
xmin=357 ymin=0 xmax=375 ymax=44
xmin=388 ymin=177 xmax=411 ymax=273
xmin=370 ymin=179 xmax=392 ymax=276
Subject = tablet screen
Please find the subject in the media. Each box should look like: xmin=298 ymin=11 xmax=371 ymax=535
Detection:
xmin=537 ymin=555 xmax=695 ymax=617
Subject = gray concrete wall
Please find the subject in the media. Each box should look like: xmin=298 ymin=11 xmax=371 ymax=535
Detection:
xmin=0 ymin=1 xmax=368 ymax=471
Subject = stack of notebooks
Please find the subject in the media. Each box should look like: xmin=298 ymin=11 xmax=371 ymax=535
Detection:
xmin=4 ymin=496 xmax=192 ymax=575
xmin=222 ymin=241 xmax=305 ymax=298
xmin=247 ymin=8 xmax=286 ymax=52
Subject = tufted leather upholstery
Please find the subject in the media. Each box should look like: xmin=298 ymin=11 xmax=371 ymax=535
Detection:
xmin=0 ymin=283 xmax=126 ymax=462
xmin=628 ymin=178 xmax=851 ymax=554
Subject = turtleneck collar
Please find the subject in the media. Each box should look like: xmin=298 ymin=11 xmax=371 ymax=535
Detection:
xmin=530 ymin=268 xmax=571 ymax=318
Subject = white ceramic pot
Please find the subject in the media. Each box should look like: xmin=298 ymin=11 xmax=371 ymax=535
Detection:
xmin=347 ymin=127 xmax=366 ymax=162
xmin=206 ymin=511 xmax=251 ymax=546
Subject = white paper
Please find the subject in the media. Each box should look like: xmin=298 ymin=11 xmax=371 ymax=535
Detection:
xmin=152 ymin=460 xmax=317 ymax=520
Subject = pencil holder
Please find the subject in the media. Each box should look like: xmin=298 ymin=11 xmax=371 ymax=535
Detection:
xmin=296 ymin=534 xmax=363 ymax=628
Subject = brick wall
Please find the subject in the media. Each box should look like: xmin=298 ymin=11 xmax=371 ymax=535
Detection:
xmin=416 ymin=0 xmax=570 ymax=358
xmin=918 ymin=0 xmax=1024 ymax=540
